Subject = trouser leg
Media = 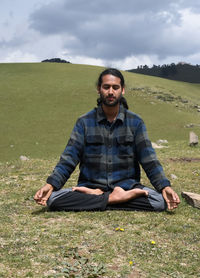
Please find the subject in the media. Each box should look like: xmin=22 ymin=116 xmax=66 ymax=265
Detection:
xmin=47 ymin=188 xmax=109 ymax=211
xmin=106 ymin=184 xmax=167 ymax=212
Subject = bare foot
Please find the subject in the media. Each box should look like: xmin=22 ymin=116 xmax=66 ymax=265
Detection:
xmin=108 ymin=187 xmax=148 ymax=204
xmin=72 ymin=186 xmax=104 ymax=195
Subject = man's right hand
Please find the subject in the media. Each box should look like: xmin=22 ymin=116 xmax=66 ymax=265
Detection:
xmin=34 ymin=183 xmax=54 ymax=206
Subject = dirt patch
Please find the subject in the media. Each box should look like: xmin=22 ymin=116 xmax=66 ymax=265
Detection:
xmin=169 ymin=157 xmax=200 ymax=162
xmin=128 ymin=267 xmax=145 ymax=278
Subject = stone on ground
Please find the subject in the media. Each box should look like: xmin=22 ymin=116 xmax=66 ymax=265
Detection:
xmin=181 ymin=191 xmax=200 ymax=209
xmin=189 ymin=131 xmax=198 ymax=146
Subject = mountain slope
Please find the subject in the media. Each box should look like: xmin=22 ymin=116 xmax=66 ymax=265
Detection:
xmin=1 ymin=63 xmax=200 ymax=162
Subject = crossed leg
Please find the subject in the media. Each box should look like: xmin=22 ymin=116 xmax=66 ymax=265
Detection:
xmin=48 ymin=186 xmax=166 ymax=212
xmin=72 ymin=186 xmax=148 ymax=204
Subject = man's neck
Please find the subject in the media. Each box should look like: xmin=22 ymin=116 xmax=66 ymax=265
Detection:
xmin=102 ymin=103 xmax=120 ymax=123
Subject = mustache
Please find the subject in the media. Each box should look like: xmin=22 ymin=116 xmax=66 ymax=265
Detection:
xmin=106 ymin=95 xmax=116 ymax=98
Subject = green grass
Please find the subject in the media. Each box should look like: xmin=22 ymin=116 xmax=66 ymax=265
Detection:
xmin=0 ymin=142 xmax=200 ymax=277
xmin=1 ymin=63 xmax=200 ymax=162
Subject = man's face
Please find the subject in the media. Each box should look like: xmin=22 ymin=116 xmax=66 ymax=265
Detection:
xmin=98 ymin=74 xmax=125 ymax=107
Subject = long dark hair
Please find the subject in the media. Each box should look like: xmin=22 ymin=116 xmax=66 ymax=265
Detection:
xmin=97 ymin=68 xmax=125 ymax=88
xmin=96 ymin=68 xmax=129 ymax=109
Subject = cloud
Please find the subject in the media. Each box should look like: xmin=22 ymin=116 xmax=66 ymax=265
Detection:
xmin=1 ymin=0 xmax=200 ymax=68
xmin=1 ymin=50 xmax=38 ymax=63
xmin=28 ymin=0 xmax=200 ymax=63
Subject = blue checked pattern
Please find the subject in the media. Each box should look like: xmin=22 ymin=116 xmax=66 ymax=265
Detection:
xmin=47 ymin=105 xmax=170 ymax=192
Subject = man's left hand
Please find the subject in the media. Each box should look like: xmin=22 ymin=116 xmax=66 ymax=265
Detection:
xmin=162 ymin=186 xmax=180 ymax=210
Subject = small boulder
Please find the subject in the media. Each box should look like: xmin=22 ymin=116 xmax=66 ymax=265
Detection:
xmin=157 ymin=139 xmax=168 ymax=145
xmin=170 ymin=174 xmax=178 ymax=179
xmin=20 ymin=155 xmax=29 ymax=161
xmin=189 ymin=131 xmax=198 ymax=146
xmin=181 ymin=192 xmax=200 ymax=209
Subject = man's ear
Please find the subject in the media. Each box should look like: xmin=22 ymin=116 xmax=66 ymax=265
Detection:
xmin=122 ymin=87 xmax=125 ymax=95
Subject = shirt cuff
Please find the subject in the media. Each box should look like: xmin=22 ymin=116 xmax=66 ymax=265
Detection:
xmin=156 ymin=179 xmax=171 ymax=192
xmin=46 ymin=177 xmax=61 ymax=191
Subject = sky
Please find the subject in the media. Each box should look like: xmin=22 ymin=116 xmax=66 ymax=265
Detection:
xmin=1 ymin=0 xmax=200 ymax=70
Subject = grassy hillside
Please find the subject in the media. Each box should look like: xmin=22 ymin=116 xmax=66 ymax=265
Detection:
xmin=1 ymin=146 xmax=200 ymax=277
xmin=1 ymin=63 xmax=200 ymax=162
xmin=1 ymin=63 xmax=200 ymax=277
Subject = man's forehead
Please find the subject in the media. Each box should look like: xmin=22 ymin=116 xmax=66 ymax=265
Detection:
xmin=101 ymin=74 xmax=121 ymax=84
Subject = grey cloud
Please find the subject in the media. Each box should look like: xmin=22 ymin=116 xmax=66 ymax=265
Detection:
xmin=181 ymin=0 xmax=200 ymax=13
xmin=0 ymin=36 xmax=27 ymax=48
xmin=29 ymin=0 xmax=200 ymax=60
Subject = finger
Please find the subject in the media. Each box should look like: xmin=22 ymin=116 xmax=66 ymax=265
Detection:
xmin=35 ymin=189 xmax=43 ymax=199
xmin=167 ymin=201 xmax=173 ymax=210
xmin=36 ymin=199 xmax=45 ymax=206
xmin=175 ymin=193 xmax=180 ymax=204
xmin=34 ymin=191 xmax=41 ymax=201
xmin=43 ymin=191 xmax=53 ymax=206
xmin=169 ymin=200 xmax=179 ymax=210
xmin=46 ymin=188 xmax=53 ymax=199
xmin=72 ymin=187 xmax=81 ymax=192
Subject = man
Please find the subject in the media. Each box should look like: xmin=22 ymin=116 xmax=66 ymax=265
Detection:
xmin=34 ymin=68 xmax=180 ymax=211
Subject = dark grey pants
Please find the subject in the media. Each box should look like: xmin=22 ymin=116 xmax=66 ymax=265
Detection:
xmin=47 ymin=185 xmax=167 ymax=212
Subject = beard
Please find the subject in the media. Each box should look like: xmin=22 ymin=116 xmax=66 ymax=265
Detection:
xmin=99 ymin=92 xmax=123 ymax=107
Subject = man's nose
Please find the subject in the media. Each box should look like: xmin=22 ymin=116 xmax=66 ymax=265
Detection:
xmin=108 ymin=87 xmax=113 ymax=94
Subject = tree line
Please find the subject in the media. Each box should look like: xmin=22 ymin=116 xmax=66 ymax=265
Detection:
xmin=127 ymin=63 xmax=200 ymax=83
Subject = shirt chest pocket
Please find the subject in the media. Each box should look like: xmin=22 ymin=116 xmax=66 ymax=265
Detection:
xmin=84 ymin=135 xmax=104 ymax=157
xmin=117 ymin=135 xmax=134 ymax=157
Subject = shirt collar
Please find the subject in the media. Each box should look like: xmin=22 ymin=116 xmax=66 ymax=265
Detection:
xmin=96 ymin=104 xmax=125 ymax=123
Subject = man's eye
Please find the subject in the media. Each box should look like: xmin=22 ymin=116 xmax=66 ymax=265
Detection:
xmin=113 ymin=86 xmax=120 ymax=90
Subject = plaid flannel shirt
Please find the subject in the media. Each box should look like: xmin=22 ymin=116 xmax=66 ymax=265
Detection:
xmin=47 ymin=104 xmax=170 ymax=192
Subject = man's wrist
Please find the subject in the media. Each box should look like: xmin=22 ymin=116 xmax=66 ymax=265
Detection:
xmin=46 ymin=177 xmax=60 ymax=191
xmin=46 ymin=183 xmax=54 ymax=191
xmin=161 ymin=185 xmax=171 ymax=192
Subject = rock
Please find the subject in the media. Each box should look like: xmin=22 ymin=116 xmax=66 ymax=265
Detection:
xmin=20 ymin=155 xmax=29 ymax=161
xmin=152 ymin=142 xmax=165 ymax=149
xmin=189 ymin=131 xmax=198 ymax=146
xmin=185 ymin=123 xmax=194 ymax=128
xmin=170 ymin=174 xmax=178 ymax=179
xmin=181 ymin=192 xmax=200 ymax=209
xmin=152 ymin=139 xmax=168 ymax=149
xmin=157 ymin=139 xmax=168 ymax=145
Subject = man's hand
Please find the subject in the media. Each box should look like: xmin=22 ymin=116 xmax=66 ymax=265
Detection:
xmin=162 ymin=186 xmax=180 ymax=210
xmin=34 ymin=183 xmax=54 ymax=206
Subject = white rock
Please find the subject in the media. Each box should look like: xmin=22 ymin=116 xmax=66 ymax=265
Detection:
xmin=171 ymin=174 xmax=178 ymax=179
xmin=157 ymin=139 xmax=168 ymax=145
xmin=189 ymin=131 xmax=198 ymax=146
xmin=20 ymin=155 xmax=29 ymax=161
xmin=152 ymin=142 xmax=166 ymax=149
